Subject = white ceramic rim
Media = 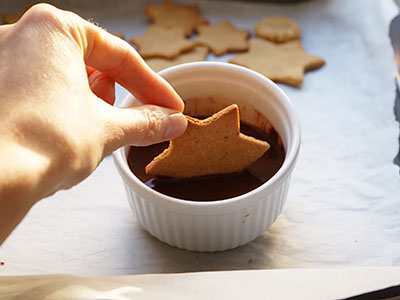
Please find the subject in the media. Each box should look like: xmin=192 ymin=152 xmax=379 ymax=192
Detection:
xmin=112 ymin=62 xmax=300 ymax=213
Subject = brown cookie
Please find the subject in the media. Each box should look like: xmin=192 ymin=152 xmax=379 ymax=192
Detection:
xmin=145 ymin=46 xmax=209 ymax=72
xmin=255 ymin=16 xmax=301 ymax=43
xmin=230 ymin=37 xmax=325 ymax=86
xmin=2 ymin=3 xmax=32 ymax=24
xmin=145 ymin=0 xmax=208 ymax=37
xmin=194 ymin=21 xmax=250 ymax=56
xmin=146 ymin=104 xmax=270 ymax=178
xmin=130 ymin=26 xmax=195 ymax=59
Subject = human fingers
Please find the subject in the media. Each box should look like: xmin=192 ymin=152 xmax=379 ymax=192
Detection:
xmin=57 ymin=6 xmax=184 ymax=111
xmin=87 ymin=66 xmax=115 ymax=105
xmin=99 ymin=103 xmax=187 ymax=155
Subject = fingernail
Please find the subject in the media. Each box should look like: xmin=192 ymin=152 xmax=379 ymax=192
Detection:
xmin=164 ymin=113 xmax=187 ymax=140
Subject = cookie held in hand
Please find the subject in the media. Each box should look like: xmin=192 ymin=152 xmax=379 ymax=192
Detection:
xmin=146 ymin=104 xmax=270 ymax=178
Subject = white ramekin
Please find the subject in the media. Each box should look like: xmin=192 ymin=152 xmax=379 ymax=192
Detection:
xmin=112 ymin=62 xmax=300 ymax=252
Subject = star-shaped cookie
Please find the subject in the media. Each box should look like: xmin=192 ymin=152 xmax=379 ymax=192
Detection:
xmin=145 ymin=0 xmax=208 ymax=37
xmin=130 ymin=26 xmax=195 ymax=59
xmin=230 ymin=37 xmax=325 ymax=86
xmin=145 ymin=46 xmax=209 ymax=72
xmin=146 ymin=104 xmax=270 ymax=178
xmin=194 ymin=21 xmax=250 ymax=56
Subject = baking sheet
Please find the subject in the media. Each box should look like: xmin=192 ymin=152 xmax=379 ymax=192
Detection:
xmin=0 ymin=0 xmax=399 ymax=277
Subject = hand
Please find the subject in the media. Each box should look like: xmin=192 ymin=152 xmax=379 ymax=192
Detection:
xmin=0 ymin=4 xmax=187 ymax=244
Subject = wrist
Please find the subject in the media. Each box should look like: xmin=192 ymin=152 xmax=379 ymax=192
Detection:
xmin=0 ymin=140 xmax=55 ymax=244
xmin=0 ymin=140 xmax=53 ymax=205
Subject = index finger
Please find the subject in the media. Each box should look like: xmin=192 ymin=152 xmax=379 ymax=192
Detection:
xmin=73 ymin=15 xmax=184 ymax=112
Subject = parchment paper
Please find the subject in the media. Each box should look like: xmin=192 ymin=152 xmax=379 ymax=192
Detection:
xmin=2 ymin=267 xmax=400 ymax=300
xmin=0 ymin=0 xmax=399 ymax=278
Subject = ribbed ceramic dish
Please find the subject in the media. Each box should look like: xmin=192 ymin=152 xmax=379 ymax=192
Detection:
xmin=113 ymin=62 xmax=300 ymax=252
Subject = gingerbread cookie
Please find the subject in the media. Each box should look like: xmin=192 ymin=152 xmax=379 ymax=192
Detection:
xmin=195 ymin=21 xmax=250 ymax=56
xmin=255 ymin=16 xmax=301 ymax=43
xmin=130 ymin=26 xmax=195 ymax=59
xmin=2 ymin=3 xmax=32 ymax=24
xmin=146 ymin=104 xmax=270 ymax=178
xmin=230 ymin=38 xmax=325 ymax=86
xmin=145 ymin=0 xmax=208 ymax=37
xmin=145 ymin=46 xmax=208 ymax=72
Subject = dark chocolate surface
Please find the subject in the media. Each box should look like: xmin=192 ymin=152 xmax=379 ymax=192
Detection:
xmin=128 ymin=122 xmax=285 ymax=201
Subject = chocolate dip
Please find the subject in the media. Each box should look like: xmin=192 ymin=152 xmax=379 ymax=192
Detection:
xmin=128 ymin=121 xmax=285 ymax=201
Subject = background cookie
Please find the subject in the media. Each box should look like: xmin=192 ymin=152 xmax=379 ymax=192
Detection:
xmin=130 ymin=25 xmax=195 ymax=59
xmin=111 ymin=32 xmax=125 ymax=40
xmin=145 ymin=46 xmax=209 ymax=72
xmin=230 ymin=37 xmax=325 ymax=86
xmin=2 ymin=3 xmax=32 ymax=24
xmin=255 ymin=16 xmax=301 ymax=43
xmin=145 ymin=0 xmax=208 ymax=37
xmin=195 ymin=21 xmax=250 ymax=56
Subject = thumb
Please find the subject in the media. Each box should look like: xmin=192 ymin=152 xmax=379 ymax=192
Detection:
xmin=101 ymin=104 xmax=187 ymax=155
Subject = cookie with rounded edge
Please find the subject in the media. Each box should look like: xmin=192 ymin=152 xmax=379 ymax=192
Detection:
xmin=145 ymin=0 xmax=208 ymax=37
xmin=130 ymin=26 xmax=195 ymax=59
xmin=255 ymin=16 xmax=301 ymax=43
xmin=195 ymin=21 xmax=250 ymax=56
xmin=146 ymin=104 xmax=270 ymax=178
xmin=145 ymin=46 xmax=209 ymax=72
xmin=230 ymin=37 xmax=325 ymax=86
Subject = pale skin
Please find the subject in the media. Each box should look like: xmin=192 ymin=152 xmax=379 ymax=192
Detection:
xmin=0 ymin=4 xmax=188 ymax=245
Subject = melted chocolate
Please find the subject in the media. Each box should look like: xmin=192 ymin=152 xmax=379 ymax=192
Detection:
xmin=128 ymin=122 xmax=285 ymax=201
